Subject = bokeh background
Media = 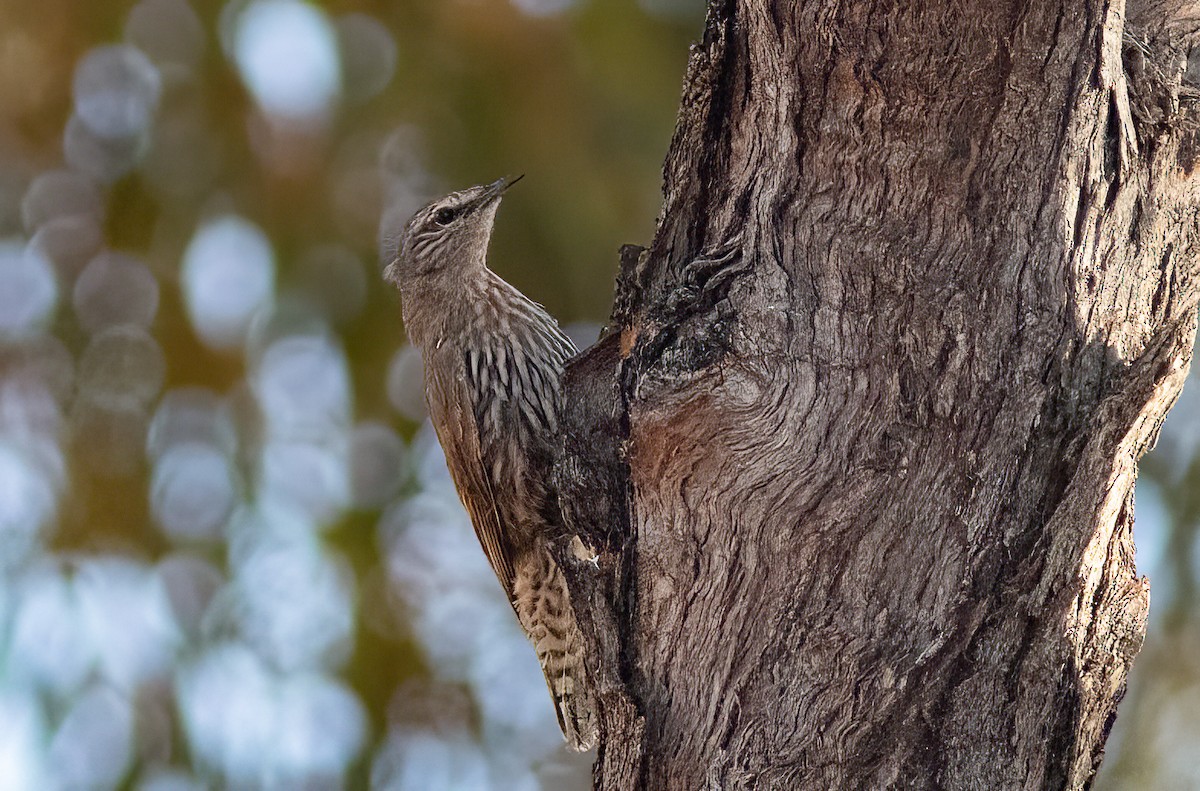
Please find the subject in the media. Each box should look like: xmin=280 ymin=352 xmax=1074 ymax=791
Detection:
xmin=0 ymin=0 xmax=1194 ymax=788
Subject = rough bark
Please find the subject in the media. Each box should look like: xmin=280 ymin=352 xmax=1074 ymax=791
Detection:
xmin=553 ymin=2 xmax=1200 ymax=789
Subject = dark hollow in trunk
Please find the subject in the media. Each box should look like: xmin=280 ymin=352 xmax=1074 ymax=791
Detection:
xmin=553 ymin=2 xmax=1200 ymax=788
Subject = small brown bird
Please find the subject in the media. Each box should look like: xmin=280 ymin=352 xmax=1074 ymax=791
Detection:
xmin=383 ymin=177 xmax=597 ymax=751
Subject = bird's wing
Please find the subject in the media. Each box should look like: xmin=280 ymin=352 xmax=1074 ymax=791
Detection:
xmin=427 ymin=363 xmax=517 ymax=596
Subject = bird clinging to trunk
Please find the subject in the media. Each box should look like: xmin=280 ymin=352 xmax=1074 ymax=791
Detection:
xmin=383 ymin=177 xmax=597 ymax=751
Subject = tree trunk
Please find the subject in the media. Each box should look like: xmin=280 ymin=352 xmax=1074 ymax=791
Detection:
xmin=553 ymin=2 xmax=1200 ymax=789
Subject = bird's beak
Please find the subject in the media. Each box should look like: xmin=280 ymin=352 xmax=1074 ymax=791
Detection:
xmin=478 ymin=174 xmax=524 ymax=206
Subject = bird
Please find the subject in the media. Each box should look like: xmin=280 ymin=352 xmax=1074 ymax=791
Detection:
xmin=383 ymin=176 xmax=598 ymax=751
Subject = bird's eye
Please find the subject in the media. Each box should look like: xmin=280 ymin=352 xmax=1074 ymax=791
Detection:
xmin=433 ymin=207 xmax=457 ymax=225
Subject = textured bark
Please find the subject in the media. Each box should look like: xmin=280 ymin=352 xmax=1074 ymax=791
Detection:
xmin=553 ymin=2 xmax=1200 ymax=789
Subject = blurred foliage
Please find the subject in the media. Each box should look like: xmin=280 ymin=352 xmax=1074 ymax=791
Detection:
xmin=0 ymin=0 xmax=1196 ymax=789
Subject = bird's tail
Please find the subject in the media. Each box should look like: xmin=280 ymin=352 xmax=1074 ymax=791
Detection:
xmin=512 ymin=551 xmax=598 ymax=751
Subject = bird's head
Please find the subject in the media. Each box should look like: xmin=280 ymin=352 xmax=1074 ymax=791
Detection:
xmin=383 ymin=175 xmax=522 ymax=289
